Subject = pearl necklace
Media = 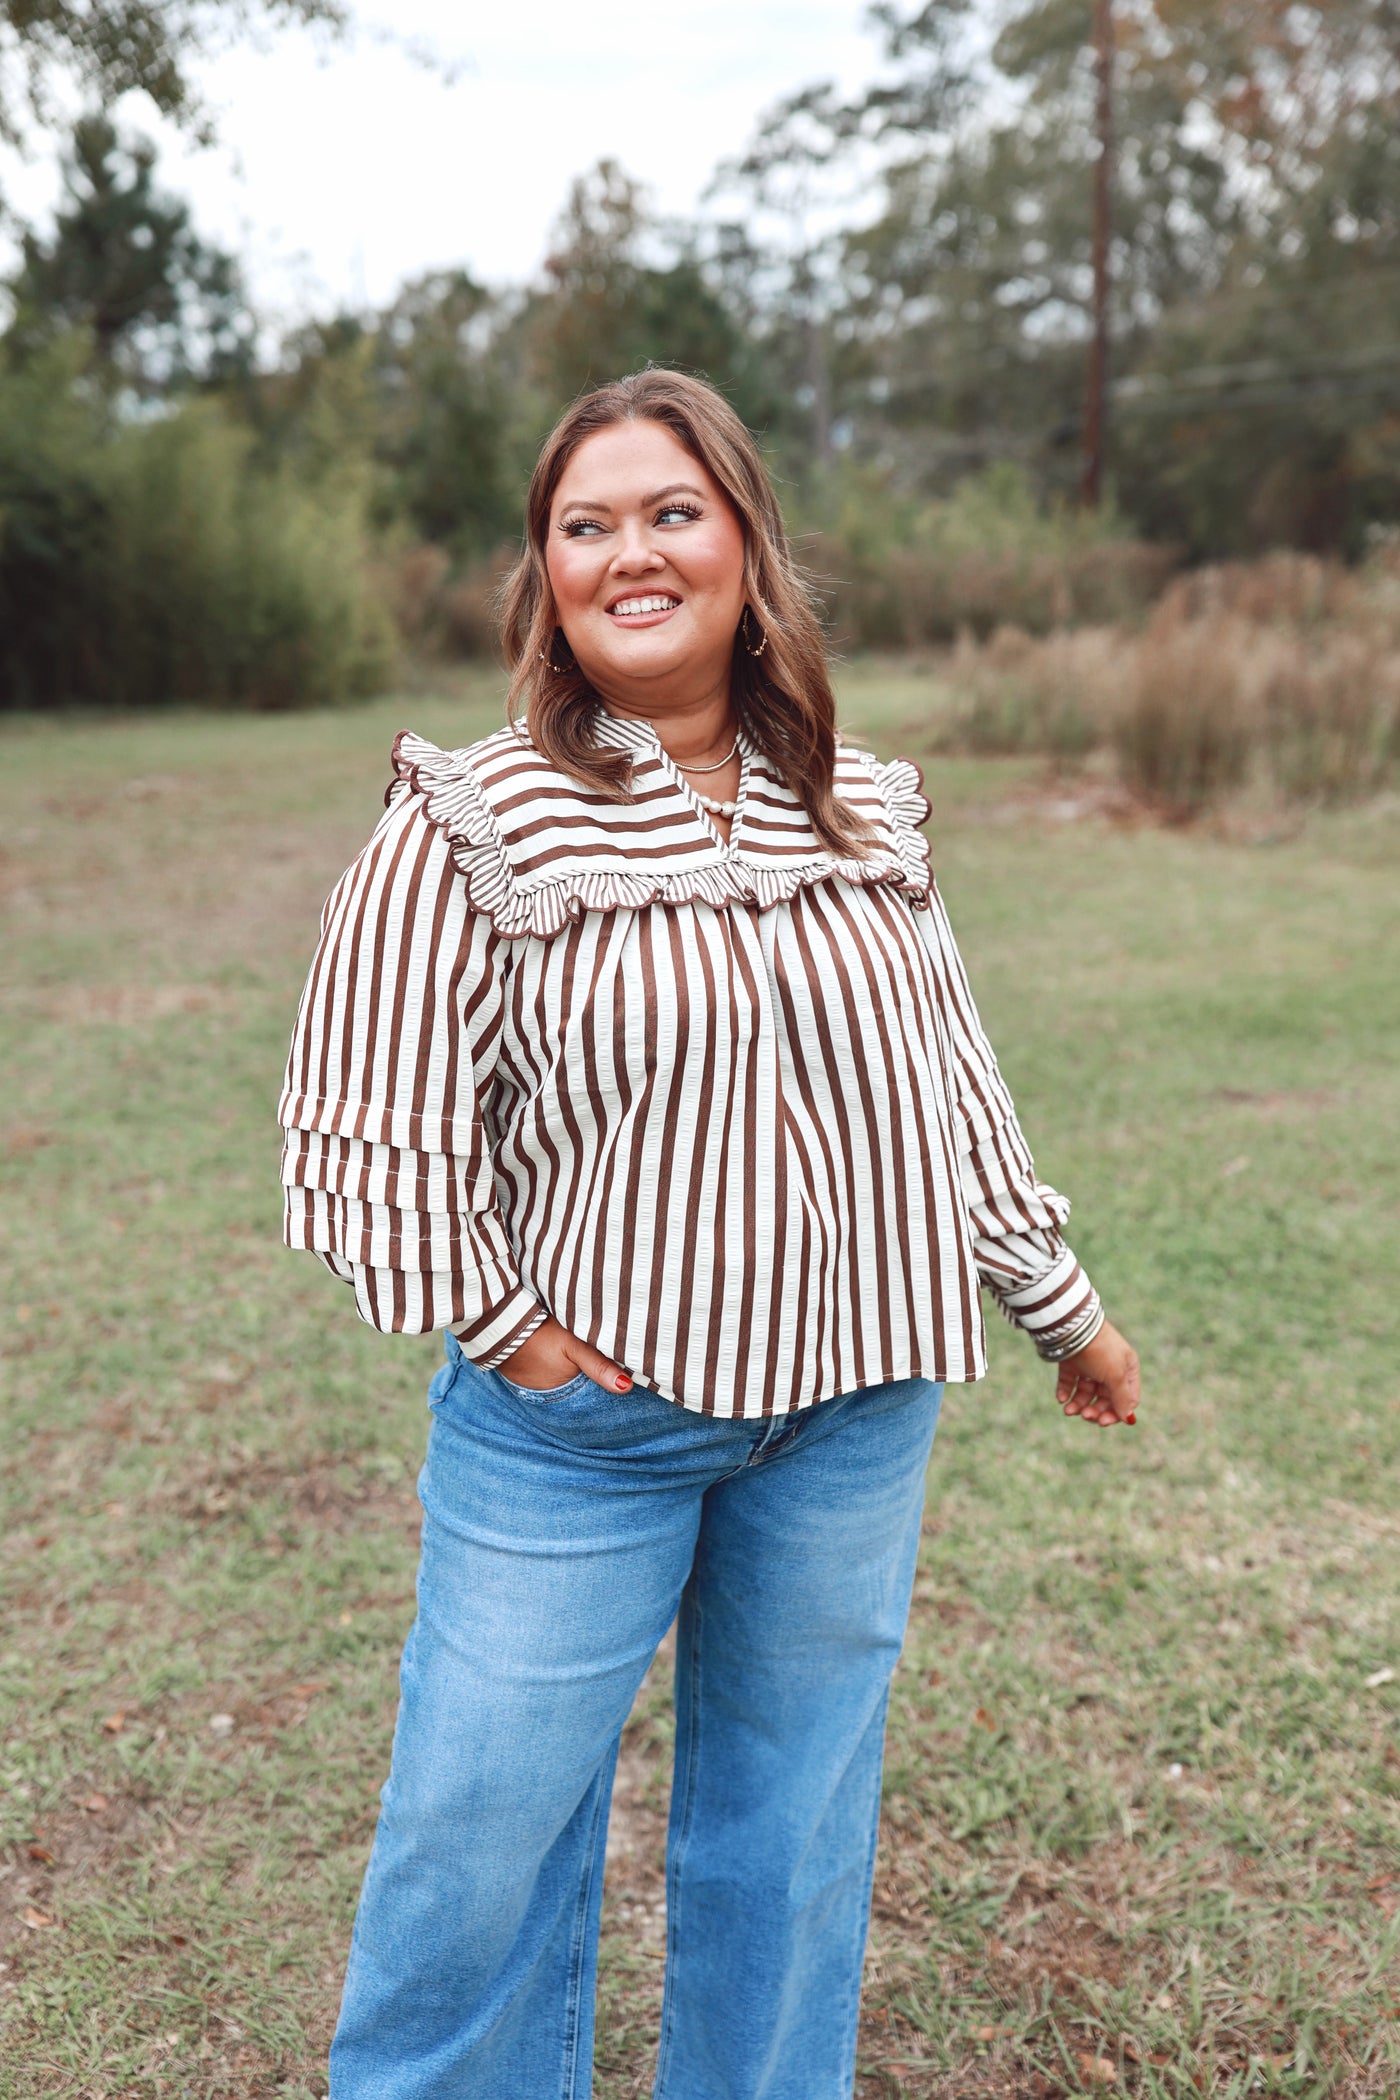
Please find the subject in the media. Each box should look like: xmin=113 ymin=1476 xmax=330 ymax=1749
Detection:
xmin=672 ymin=734 xmax=740 ymax=819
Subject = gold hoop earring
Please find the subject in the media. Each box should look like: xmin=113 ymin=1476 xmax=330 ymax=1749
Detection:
xmin=537 ymin=628 xmax=572 ymax=674
xmin=741 ymin=607 xmax=769 ymax=660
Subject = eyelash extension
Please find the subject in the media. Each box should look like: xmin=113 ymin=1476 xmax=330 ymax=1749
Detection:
xmin=558 ymin=500 xmax=703 ymax=539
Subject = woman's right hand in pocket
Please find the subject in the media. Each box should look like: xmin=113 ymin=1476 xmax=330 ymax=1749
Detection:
xmin=498 ymin=1317 xmax=632 ymax=1393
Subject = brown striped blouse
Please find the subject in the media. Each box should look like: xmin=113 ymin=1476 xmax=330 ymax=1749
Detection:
xmin=278 ymin=711 xmax=1102 ymax=1417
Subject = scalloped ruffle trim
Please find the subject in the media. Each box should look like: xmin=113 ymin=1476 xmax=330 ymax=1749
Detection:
xmin=389 ymin=729 xmax=933 ymax=940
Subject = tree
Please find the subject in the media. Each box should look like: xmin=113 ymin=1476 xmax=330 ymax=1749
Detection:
xmin=838 ymin=3 xmax=1242 ymax=480
xmin=0 ymin=2 xmax=348 ymax=148
xmin=735 ymin=0 xmax=1400 ymax=546
xmin=1092 ymin=0 xmax=1400 ymax=548
xmin=253 ymin=277 xmax=527 ymax=558
xmin=525 ymin=161 xmax=775 ymax=432
xmin=372 ymin=271 xmax=522 ymax=556
xmin=707 ymin=90 xmax=866 ymax=470
xmin=6 ymin=113 xmax=255 ymax=391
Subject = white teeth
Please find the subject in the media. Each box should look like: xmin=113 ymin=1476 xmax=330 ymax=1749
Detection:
xmin=611 ymin=595 xmax=679 ymax=616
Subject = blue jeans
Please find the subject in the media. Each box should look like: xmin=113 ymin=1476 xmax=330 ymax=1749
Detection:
xmin=330 ymin=1334 xmax=943 ymax=2100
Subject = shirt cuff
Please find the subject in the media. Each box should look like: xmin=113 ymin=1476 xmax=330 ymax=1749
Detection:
xmin=990 ymin=1246 xmax=1104 ymax=1361
xmin=454 ymin=1292 xmax=549 ymax=1369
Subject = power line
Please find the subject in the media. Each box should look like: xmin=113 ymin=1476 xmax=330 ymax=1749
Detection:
xmin=1114 ymin=344 xmax=1400 ymax=413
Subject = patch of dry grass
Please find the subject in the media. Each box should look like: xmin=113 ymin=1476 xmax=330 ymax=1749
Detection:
xmin=932 ymin=552 xmax=1400 ymax=817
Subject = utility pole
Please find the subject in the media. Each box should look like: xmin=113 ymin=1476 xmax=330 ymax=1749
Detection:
xmin=792 ymin=242 xmax=832 ymax=467
xmin=1081 ymin=0 xmax=1114 ymax=507
xmin=807 ymin=308 xmax=833 ymax=467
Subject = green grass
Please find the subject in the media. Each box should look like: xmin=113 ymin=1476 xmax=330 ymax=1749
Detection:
xmin=1 ymin=666 xmax=1397 ymax=2098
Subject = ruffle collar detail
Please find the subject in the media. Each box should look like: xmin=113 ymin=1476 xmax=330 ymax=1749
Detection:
xmin=387 ymin=722 xmax=932 ymax=940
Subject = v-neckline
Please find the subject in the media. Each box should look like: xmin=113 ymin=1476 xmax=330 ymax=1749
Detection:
xmin=597 ymin=708 xmax=753 ymax=855
xmin=659 ymin=738 xmax=751 ymax=852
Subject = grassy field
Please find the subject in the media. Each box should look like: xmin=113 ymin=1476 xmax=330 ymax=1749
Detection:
xmin=1 ymin=668 xmax=1397 ymax=2099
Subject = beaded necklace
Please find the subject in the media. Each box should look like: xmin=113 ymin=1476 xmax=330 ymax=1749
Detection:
xmin=674 ymin=735 xmax=740 ymax=817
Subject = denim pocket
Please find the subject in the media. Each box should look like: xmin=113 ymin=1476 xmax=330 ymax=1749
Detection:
xmin=495 ymin=1370 xmax=591 ymax=1403
xmin=427 ymin=1330 xmax=469 ymax=1409
xmin=426 ymin=1360 xmax=463 ymax=1409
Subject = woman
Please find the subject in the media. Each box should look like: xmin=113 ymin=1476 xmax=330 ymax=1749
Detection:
xmin=279 ymin=369 xmax=1140 ymax=2100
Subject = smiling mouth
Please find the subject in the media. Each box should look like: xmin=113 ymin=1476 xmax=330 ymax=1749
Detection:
xmin=607 ymin=593 xmax=681 ymax=620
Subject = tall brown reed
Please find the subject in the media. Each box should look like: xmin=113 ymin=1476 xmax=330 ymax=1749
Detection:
xmin=936 ymin=559 xmax=1400 ymax=814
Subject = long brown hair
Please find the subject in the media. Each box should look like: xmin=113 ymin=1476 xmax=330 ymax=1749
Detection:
xmin=499 ymin=369 xmax=873 ymax=859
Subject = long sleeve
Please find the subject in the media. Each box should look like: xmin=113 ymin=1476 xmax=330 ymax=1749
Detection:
xmin=277 ymin=789 xmax=545 ymax=1364
xmin=919 ymin=878 xmax=1103 ymax=1361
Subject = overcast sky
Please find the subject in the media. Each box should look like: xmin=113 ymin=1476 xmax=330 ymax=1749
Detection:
xmin=2 ymin=1 xmax=882 ymax=323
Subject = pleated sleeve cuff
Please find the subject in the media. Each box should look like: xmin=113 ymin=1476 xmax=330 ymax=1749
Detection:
xmin=311 ymin=1257 xmax=544 ymax=1345
xmin=281 ymin=1127 xmax=543 ymax=1345
xmin=982 ymin=1238 xmax=1104 ymax=1361
xmin=458 ymin=1296 xmax=550 ymax=1369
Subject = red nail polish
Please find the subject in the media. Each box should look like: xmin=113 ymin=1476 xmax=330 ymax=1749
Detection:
xmin=616 ymin=1375 xmax=632 ymax=1391
xmin=1126 ymin=1413 xmax=1137 ymax=1425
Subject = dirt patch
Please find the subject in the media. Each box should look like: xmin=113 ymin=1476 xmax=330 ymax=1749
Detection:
xmin=1212 ymin=1086 xmax=1341 ymax=1118
xmin=0 ymin=848 xmax=40 ymax=901
xmin=988 ymin=1885 xmax=1129 ymax=2000
xmin=119 ymin=775 xmax=189 ymax=803
xmin=0 ymin=1790 xmax=146 ymax=1958
xmin=165 ymin=1448 xmax=420 ymax=1537
xmin=42 ymin=983 xmax=240 ymax=1026
xmin=1 ymin=1123 xmax=56 ymax=1158
xmin=38 ymin=773 xmax=190 ymax=820
xmin=978 ymin=770 xmax=1313 ymax=843
xmin=603 ymin=1730 xmax=670 ymax=1962
xmin=983 ymin=776 xmax=1167 ymax=830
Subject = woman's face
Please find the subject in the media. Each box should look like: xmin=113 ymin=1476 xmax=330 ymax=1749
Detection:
xmin=545 ymin=419 xmax=748 ymax=710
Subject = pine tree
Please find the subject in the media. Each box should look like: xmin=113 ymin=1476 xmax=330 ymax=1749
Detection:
xmin=7 ymin=114 xmax=254 ymax=392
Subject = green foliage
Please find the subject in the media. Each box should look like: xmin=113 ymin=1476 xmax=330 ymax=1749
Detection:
xmin=800 ymin=460 xmax=1174 ymax=647
xmin=0 ymin=337 xmax=110 ymax=707
xmin=246 ymin=285 xmax=532 ymax=567
xmin=0 ymin=1 xmax=349 ymax=149
xmin=904 ymin=461 xmax=1133 ymax=566
xmin=0 ymin=112 xmax=392 ymax=713
xmin=371 ymin=273 xmax=523 ymax=557
xmin=7 ymin=113 xmax=254 ymax=392
xmin=0 ymin=341 xmax=393 ymax=710
xmin=96 ymin=405 xmax=395 ymax=711
xmin=526 ymin=161 xmax=775 ymax=431
xmin=745 ymin=0 xmax=1400 ymax=548
xmin=6 ymin=10 xmax=1400 ymax=706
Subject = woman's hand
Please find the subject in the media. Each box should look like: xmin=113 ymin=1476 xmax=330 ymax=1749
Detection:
xmin=1055 ymin=1319 xmax=1140 ymax=1428
xmin=498 ymin=1316 xmax=633 ymax=1393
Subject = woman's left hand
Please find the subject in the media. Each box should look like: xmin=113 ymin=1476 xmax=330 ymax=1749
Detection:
xmin=1055 ymin=1319 xmax=1140 ymax=1428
